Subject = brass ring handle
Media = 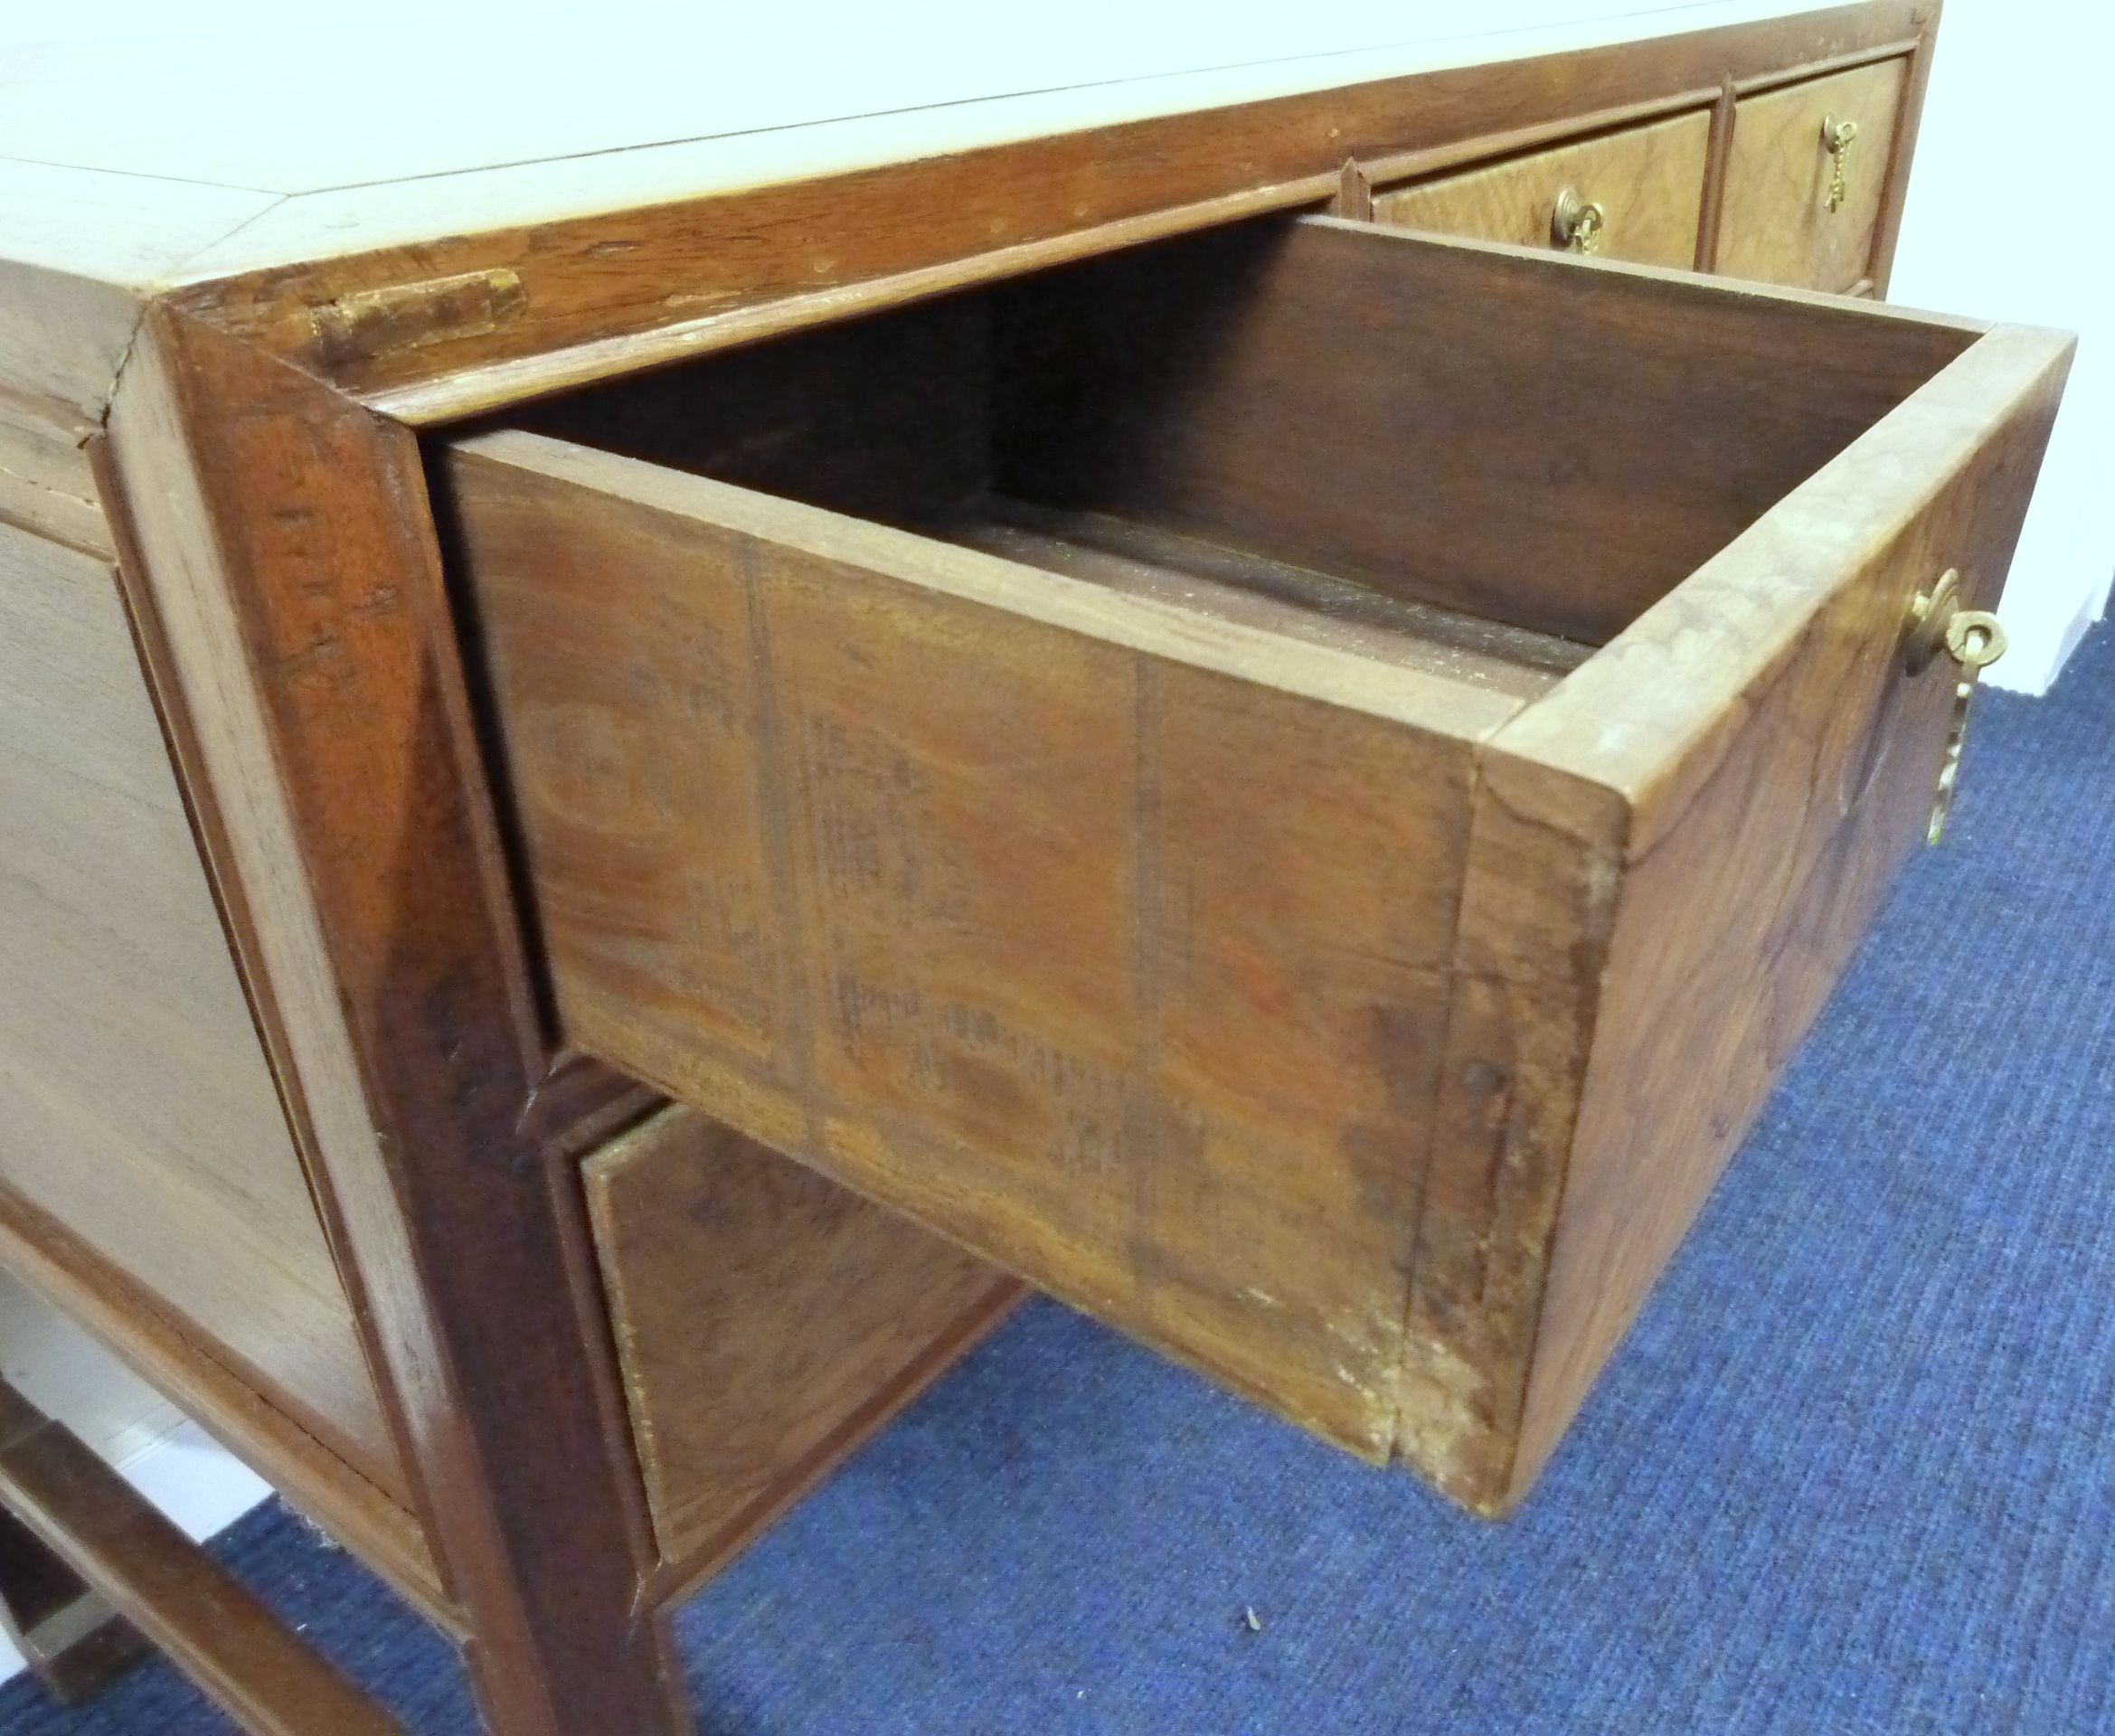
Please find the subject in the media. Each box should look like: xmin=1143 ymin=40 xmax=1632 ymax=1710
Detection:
xmin=1552 ymin=187 xmax=1606 ymax=253
xmin=1945 ymin=610 xmax=2007 ymax=669
xmin=1822 ymin=114 xmax=1860 ymax=212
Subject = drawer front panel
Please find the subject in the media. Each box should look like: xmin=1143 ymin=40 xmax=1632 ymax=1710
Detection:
xmin=1371 ymin=109 xmax=1712 ymax=268
xmin=1719 ymin=59 xmax=1908 ymax=291
xmin=1479 ymin=323 xmax=2071 ymax=1505
xmin=585 ymin=1107 xmax=1020 ymax=1569
xmin=452 ymin=433 xmax=1490 ymax=1461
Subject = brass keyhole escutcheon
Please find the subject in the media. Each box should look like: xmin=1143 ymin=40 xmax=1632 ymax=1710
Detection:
xmin=1552 ymin=187 xmax=1606 ymax=253
xmin=1822 ymin=114 xmax=1860 ymax=212
xmin=1903 ymin=569 xmax=2008 ymax=843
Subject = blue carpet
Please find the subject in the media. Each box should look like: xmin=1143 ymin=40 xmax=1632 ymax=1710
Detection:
xmin=5 ymin=626 xmax=2110 ymax=1736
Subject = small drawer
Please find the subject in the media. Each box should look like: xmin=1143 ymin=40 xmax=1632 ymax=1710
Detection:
xmin=1718 ymin=59 xmax=1908 ymax=292
xmin=1369 ymin=109 xmax=1711 ymax=267
xmin=585 ymin=1106 xmax=1022 ymax=1571
xmin=443 ymin=216 xmax=2067 ymax=1514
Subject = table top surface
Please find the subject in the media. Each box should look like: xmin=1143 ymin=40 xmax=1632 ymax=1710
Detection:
xmin=2 ymin=0 xmax=1827 ymax=286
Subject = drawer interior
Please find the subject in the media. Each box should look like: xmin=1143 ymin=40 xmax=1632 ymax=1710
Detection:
xmin=496 ymin=214 xmax=1975 ymax=661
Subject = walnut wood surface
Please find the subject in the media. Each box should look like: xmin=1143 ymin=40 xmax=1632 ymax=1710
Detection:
xmin=1501 ymin=322 xmax=2071 ymax=1498
xmin=446 ymin=222 xmax=2066 ymax=1515
xmin=586 ymin=1108 xmax=1023 ymax=1571
xmin=1372 ymin=107 xmax=1713 ymax=268
xmin=1398 ymin=320 xmax=2070 ymax=1513
xmin=0 ymin=518 xmax=401 ymax=1493
xmin=450 ymin=422 xmax=1513 ymax=1460
xmin=0 ymin=1380 xmax=401 ymax=1735
xmin=1718 ymin=58 xmax=1908 ymax=291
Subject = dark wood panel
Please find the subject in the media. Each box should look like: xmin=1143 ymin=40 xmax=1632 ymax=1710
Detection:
xmin=508 ymin=294 xmax=991 ymax=527
xmin=586 ymin=1108 xmax=1023 ymax=1573
xmin=106 ymin=307 xmax=693 ymax=1736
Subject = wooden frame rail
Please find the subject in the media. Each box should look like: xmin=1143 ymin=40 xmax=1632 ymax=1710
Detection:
xmin=0 ymin=1381 xmax=401 ymax=1735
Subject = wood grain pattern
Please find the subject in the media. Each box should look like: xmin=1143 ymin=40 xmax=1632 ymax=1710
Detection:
xmin=0 ymin=1184 xmax=455 ymax=1637
xmin=0 ymin=407 xmax=109 ymax=560
xmin=996 ymin=217 xmax=1979 ymax=645
xmin=1394 ymin=320 xmax=2070 ymax=1514
xmin=586 ymin=1108 xmax=1023 ymax=1571
xmin=1718 ymin=58 xmax=1909 ymax=292
xmin=161 ymin=2 xmax=1927 ymax=412
xmin=1501 ymin=322 xmax=2073 ymax=1498
xmin=0 ymin=1380 xmax=401 ymax=1736
xmin=0 ymin=519 xmax=401 ymax=1494
xmin=1371 ymin=108 xmax=1712 ymax=268
xmin=450 ymin=429 xmax=1507 ymax=1463
xmin=105 ymin=309 xmax=693 ymax=1736
xmin=449 ymin=224 xmax=2065 ymax=1516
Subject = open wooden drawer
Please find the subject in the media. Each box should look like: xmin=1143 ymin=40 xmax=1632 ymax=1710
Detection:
xmin=441 ymin=217 xmax=2069 ymax=1516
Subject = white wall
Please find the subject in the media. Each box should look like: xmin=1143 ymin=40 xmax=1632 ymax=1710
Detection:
xmin=1889 ymin=0 xmax=2115 ymax=692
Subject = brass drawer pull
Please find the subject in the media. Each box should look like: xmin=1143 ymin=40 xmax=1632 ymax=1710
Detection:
xmin=1822 ymin=114 xmax=1860 ymax=212
xmin=1552 ymin=187 xmax=1606 ymax=253
xmin=1905 ymin=569 xmax=2007 ymax=842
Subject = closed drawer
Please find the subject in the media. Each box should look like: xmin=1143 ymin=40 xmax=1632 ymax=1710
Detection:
xmin=585 ymin=1106 xmax=1022 ymax=1571
xmin=443 ymin=216 xmax=2069 ymax=1515
xmin=1719 ymin=59 xmax=1908 ymax=291
xmin=1370 ymin=109 xmax=1711 ymax=267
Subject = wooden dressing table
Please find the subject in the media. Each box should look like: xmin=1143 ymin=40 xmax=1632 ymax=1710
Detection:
xmin=0 ymin=3 xmax=2068 ymax=1728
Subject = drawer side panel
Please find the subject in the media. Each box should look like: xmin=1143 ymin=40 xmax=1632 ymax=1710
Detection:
xmin=451 ymin=436 xmax=1487 ymax=1461
xmin=0 ymin=519 xmax=406 ymax=1497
